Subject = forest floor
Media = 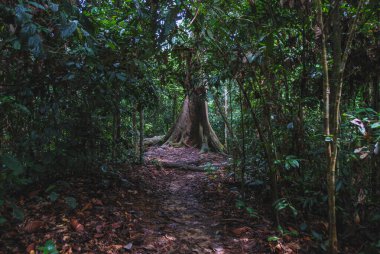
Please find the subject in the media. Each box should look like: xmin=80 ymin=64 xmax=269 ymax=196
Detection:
xmin=0 ymin=146 xmax=308 ymax=254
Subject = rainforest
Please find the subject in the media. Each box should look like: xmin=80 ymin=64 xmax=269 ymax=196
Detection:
xmin=0 ymin=0 xmax=379 ymax=253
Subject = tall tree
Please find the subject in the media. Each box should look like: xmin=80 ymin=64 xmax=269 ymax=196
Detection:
xmin=316 ymin=0 xmax=365 ymax=252
xmin=163 ymin=48 xmax=224 ymax=152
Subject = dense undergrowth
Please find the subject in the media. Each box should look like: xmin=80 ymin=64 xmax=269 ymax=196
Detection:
xmin=1 ymin=0 xmax=380 ymax=253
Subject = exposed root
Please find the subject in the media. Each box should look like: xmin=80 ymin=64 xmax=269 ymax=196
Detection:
xmin=159 ymin=161 xmax=205 ymax=172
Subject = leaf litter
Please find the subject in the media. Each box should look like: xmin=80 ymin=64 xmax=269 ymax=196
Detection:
xmin=0 ymin=146 xmax=309 ymax=253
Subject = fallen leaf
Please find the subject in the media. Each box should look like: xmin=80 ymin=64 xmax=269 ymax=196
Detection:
xmin=303 ymin=236 xmax=311 ymax=241
xmin=26 ymin=243 xmax=35 ymax=253
xmin=231 ymin=226 xmax=252 ymax=236
xmin=80 ymin=202 xmax=93 ymax=212
xmin=96 ymin=224 xmax=103 ymax=233
xmin=70 ymin=218 xmax=84 ymax=232
xmin=28 ymin=190 xmax=41 ymax=198
xmin=124 ymin=242 xmax=133 ymax=251
xmin=354 ymin=212 xmax=361 ymax=225
xmin=24 ymin=220 xmax=44 ymax=233
xmin=111 ymin=221 xmax=122 ymax=229
xmin=111 ymin=245 xmax=123 ymax=250
xmin=288 ymin=242 xmax=301 ymax=251
xmin=91 ymin=198 xmax=103 ymax=206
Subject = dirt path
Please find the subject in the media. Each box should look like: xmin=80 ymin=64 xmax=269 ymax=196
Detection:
xmin=129 ymin=146 xmax=271 ymax=253
xmin=134 ymin=170 xmax=227 ymax=253
xmin=0 ymin=146 xmax=291 ymax=254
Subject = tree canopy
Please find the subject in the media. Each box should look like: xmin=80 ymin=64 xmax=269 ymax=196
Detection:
xmin=1 ymin=0 xmax=380 ymax=253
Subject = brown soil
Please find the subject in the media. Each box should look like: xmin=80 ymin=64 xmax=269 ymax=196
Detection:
xmin=0 ymin=146 xmax=305 ymax=253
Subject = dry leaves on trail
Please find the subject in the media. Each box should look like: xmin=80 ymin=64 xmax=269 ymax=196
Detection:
xmin=0 ymin=146 xmax=315 ymax=253
xmin=26 ymin=243 xmax=35 ymax=253
xmin=24 ymin=220 xmax=44 ymax=233
xmin=80 ymin=202 xmax=93 ymax=212
xmin=91 ymin=198 xmax=104 ymax=206
xmin=231 ymin=226 xmax=253 ymax=236
xmin=70 ymin=218 xmax=84 ymax=233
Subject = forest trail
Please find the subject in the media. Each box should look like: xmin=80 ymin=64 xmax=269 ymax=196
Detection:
xmin=0 ymin=146 xmax=301 ymax=254
xmin=132 ymin=146 xmax=273 ymax=253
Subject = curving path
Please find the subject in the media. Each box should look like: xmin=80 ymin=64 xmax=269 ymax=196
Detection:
xmin=130 ymin=146 xmax=271 ymax=253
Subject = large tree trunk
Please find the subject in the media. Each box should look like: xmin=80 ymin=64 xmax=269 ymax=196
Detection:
xmin=163 ymin=48 xmax=223 ymax=153
xmin=163 ymin=93 xmax=224 ymax=153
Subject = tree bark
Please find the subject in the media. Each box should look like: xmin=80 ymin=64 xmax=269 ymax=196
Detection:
xmin=112 ymin=83 xmax=121 ymax=160
xmin=224 ymin=86 xmax=228 ymax=149
xmin=172 ymin=94 xmax=178 ymax=125
xmin=373 ymin=75 xmax=379 ymax=112
xmin=132 ymin=106 xmax=138 ymax=156
xmin=163 ymin=49 xmax=224 ymax=153
xmin=213 ymin=89 xmax=242 ymax=154
xmin=163 ymin=93 xmax=224 ymax=153
xmin=316 ymin=0 xmax=364 ymax=252
xmin=316 ymin=0 xmax=337 ymax=252
xmin=139 ymin=106 xmax=144 ymax=164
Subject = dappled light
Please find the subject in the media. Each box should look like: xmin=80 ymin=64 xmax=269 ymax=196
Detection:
xmin=1 ymin=0 xmax=380 ymax=253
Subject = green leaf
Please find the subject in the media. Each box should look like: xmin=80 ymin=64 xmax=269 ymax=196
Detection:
xmin=371 ymin=122 xmax=380 ymax=129
xmin=273 ymin=198 xmax=297 ymax=217
xmin=273 ymin=198 xmax=286 ymax=210
xmin=28 ymin=1 xmax=46 ymax=10
xmin=247 ymin=54 xmax=254 ymax=64
xmin=12 ymin=39 xmax=21 ymax=50
xmin=311 ymin=230 xmax=323 ymax=241
xmin=84 ymin=45 xmax=94 ymax=56
xmin=246 ymin=207 xmax=258 ymax=218
xmin=289 ymin=229 xmax=299 ymax=237
xmin=267 ymin=236 xmax=280 ymax=242
xmin=60 ymin=20 xmax=78 ymax=38
xmin=235 ymin=199 xmax=245 ymax=209
xmin=21 ymin=23 xmax=37 ymax=36
xmin=206 ymin=29 xmax=214 ymax=40
xmin=45 ymin=184 xmax=57 ymax=193
xmin=162 ymin=6 xmax=179 ymax=38
xmin=15 ymin=5 xmax=32 ymax=24
xmin=48 ymin=192 xmax=59 ymax=202
xmin=116 ymin=72 xmax=127 ymax=81
xmin=28 ymin=34 xmax=43 ymax=57
xmin=289 ymin=205 xmax=298 ymax=217
xmin=38 ymin=240 xmax=58 ymax=254
xmin=45 ymin=240 xmax=57 ymax=252
xmin=65 ymin=197 xmax=77 ymax=209
xmin=285 ymin=157 xmax=299 ymax=170
xmin=2 ymin=154 xmax=24 ymax=176
xmin=100 ymin=165 xmax=108 ymax=173
xmin=14 ymin=103 xmax=31 ymax=115
xmin=49 ymin=3 xmax=59 ymax=12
